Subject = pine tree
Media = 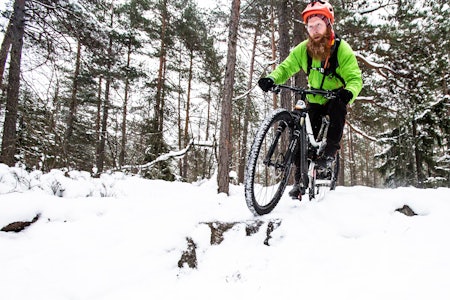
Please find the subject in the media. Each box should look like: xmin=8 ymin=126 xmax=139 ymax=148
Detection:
xmin=1 ymin=0 xmax=25 ymax=166
xmin=218 ymin=0 xmax=240 ymax=195
xmin=237 ymin=0 xmax=271 ymax=183
xmin=374 ymin=1 xmax=450 ymax=187
xmin=174 ymin=0 xmax=209 ymax=181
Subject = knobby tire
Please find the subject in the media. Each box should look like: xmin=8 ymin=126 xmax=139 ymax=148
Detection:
xmin=244 ymin=109 xmax=294 ymax=216
xmin=297 ymin=117 xmax=309 ymax=195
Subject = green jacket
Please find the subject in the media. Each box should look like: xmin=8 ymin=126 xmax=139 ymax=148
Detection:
xmin=268 ymin=39 xmax=362 ymax=105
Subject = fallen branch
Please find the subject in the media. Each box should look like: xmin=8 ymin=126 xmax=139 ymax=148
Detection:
xmin=117 ymin=139 xmax=216 ymax=172
xmin=1 ymin=214 xmax=40 ymax=233
xmin=119 ymin=140 xmax=194 ymax=172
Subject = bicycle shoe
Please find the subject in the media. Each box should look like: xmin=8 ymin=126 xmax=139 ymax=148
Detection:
xmin=316 ymin=155 xmax=335 ymax=169
xmin=288 ymin=183 xmax=303 ymax=200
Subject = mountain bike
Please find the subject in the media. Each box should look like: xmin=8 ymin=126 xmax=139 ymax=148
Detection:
xmin=244 ymin=84 xmax=340 ymax=216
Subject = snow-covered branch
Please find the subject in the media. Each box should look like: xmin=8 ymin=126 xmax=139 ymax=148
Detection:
xmin=358 ymin=1 xmax=396 ymax=15
xmin=355 ymin=53 xmax=400 ymax=79
xmin=356 ymin=97 xmax=398 ymax=112
xmin=117 ymin=139 xmax=216 ymax=172
xmin=233 ymin=87 xmax=255 ymax=101
xmin=118 ymin=141 xmax=194 ymax=172
xmin=232 ymin=59 xmax=277 ymax=101
xmin=346 ymin=121 xmax=378 ymax=142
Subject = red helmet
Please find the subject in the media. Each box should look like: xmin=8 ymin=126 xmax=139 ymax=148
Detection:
xmin=302 ymin=1 xmax=335 ymax=25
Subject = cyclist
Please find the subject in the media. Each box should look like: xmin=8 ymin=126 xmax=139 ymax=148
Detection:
xmin=257 ymin=0 xmax=362 ymax=199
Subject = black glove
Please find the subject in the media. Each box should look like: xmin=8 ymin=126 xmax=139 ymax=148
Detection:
xmin=337 ymin=89 xmax=353 ymax=104
xmin=258 ymin=77 xmax=275 ymax=92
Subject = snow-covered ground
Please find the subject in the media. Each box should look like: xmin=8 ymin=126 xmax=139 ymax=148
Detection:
xmin=0 ymin=165 xmax=449 ymax=299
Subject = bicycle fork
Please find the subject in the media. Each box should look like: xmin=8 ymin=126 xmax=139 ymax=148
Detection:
xmin=316 ymin=115 xmax=330 ymax=156
xmin=263 ymin=122 xmax=297 ymax=169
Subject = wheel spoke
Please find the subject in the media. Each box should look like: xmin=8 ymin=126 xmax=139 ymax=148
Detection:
xmin=245 ymin=109 xmax=293 ymax=215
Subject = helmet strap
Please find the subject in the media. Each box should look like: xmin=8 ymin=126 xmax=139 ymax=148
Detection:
xmin=329 ymin=28 xmax=335 ymax=46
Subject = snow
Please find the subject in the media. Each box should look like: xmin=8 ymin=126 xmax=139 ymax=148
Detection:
xmin=1 ymin=165 xmax=450 ymax=299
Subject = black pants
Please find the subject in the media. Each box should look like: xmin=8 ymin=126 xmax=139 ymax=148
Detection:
xmin=308 ymin=100 xmax=347 ymax=156
xmin=293 ymin=100 xmax=347 ymax=182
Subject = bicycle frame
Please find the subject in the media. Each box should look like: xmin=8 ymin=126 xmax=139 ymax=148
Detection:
xmin=274 ymin=84 xmax=335 ymax=156
xmin=244 ymin=84 xmax=338 ymax=215
xmin=275 ymin=85 xmax=338 ymax=198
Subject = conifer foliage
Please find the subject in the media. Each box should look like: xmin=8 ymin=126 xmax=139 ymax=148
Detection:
xmin=0 ymin=0 xmax=448 ymax=188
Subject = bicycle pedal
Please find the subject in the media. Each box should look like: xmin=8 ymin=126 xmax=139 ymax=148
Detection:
xmin=291 ymin=194 xmax=302 ymax=201
xmin=316 ymin=169 xmax=331 ymax=180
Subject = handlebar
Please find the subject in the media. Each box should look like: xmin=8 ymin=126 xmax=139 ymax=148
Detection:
xmin=271 ymin=84 xmax=337 ymax=100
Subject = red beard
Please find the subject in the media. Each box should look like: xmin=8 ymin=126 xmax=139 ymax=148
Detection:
xmin=306 ymin=29 xmax=332 ymax=61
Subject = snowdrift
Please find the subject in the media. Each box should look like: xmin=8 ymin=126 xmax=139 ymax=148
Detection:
xmin=1 ymin=165 xmax=449 ymax=299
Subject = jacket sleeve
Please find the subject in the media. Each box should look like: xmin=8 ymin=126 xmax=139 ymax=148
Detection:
xmin=337 ymin=40 xmax=362 ymax=104
xmin=267 ymin=41 xmax=308 ymax=84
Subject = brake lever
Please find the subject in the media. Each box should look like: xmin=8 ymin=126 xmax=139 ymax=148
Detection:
xmin=271 ymin=85 xmax=281 ymax=94
xmin=326 ymin=91 xmax=337 ymax=100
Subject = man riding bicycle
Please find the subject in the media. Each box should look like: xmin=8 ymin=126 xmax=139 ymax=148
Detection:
xmin=258 ymin=1 xmax=363 ymax=199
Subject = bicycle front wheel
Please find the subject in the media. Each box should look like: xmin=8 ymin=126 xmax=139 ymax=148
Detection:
xmin=245 ymin=109 xmax=294 ymax=216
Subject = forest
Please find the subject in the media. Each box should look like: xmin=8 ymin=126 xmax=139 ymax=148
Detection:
xmin=0 ymin=0 xmax=448 ymax=193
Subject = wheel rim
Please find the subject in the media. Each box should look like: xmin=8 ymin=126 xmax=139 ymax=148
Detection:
xmin=246 ymin=111 xmax=293 ymax=214
xmin=252 ymin=121 xmax=291 ymax=207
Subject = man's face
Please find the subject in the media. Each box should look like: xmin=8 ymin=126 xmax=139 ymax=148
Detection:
xmin=306 ymin=16 xmax=327 ymax=41
xmin=306 ymin=16 xmax=331 ymax=60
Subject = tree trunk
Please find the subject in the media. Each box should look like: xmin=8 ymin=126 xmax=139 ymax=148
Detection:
xmin=203 ymin=79 xmax=212 ymax=179
xmin=270 ymin=2 xmax=277 ymax=108
xmin=292 ymin=0 xmax=308 ymax=90
xmin=119 ymin=41 xmax=132 ymax=167
xmin=349 ymin=128 xmax=356 ymax=185
xmin=276 ymin=0 xmax=291 ymax=109
xmin=96 ymin=76 xmax=103 ymax=148
xmin=96 ymin=6 xmax=114 ymax=174
xmin=0 ymin=20 xmax=12 ymax=91
xmin=365 ymin=141 xmax=370 ymax=186
xmin=1 ymin=0 xmax=25 ymax=166
xmin=177 ymin=44 xmax=183 ymax=177
xmin=238 ymin=26 xmax=259 ymax=184
xmin=156 ymin=0 xmax=167 ymax=135
xmin=275 ymin=0 xmax=291 ymax=155
xmin=149 ymin=1 xmax=168 ymax=170
xmin=97 ymin=73 xmax=110 ymax=173
xmin=412 ymin=118 xmax=424 ymax=187
xmin=339 ymin=139 xmax=345 ymax=186
xmin=63 ymin=40 xmax=81 ymax=162
xmin=183 ymin=50 xmax=194 ymax=179
xmin=218 ymin=0 xmax=240 ymax=195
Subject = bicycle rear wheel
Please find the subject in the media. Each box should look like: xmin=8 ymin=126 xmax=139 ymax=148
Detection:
xmin=245 ymin=109 xmax=294 ymax=216
xmin=297 ymin=117 xmax=309 ymax=196
xmin=309 ymin=152 xmax=340 ymax=200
